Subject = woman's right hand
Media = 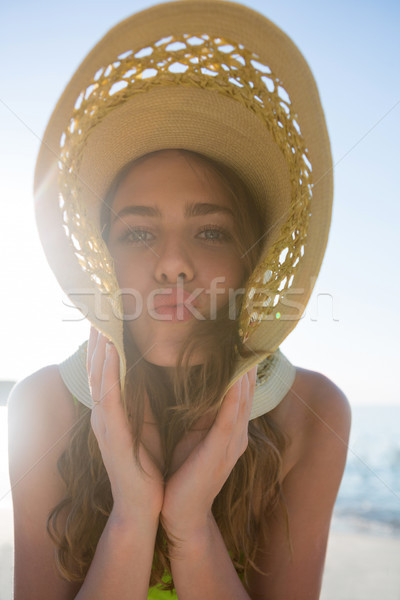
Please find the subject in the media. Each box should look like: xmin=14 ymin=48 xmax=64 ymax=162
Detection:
xmin=87 ymin=326 xmax=165 ymax=521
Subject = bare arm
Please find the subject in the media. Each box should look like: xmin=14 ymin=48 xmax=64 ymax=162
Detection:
xmin=74 ymin=509 xmax=159 ymax=600
xmin=247 ymin=374 xmax=352 ymax=600
xmin=158 ymin=372 xmax=350 ymax=600
xmin=9 ymin=367 xmax=84 ymax=600
xmin=165 ymin=512 xmax=251 ymax=600
xmin=9 ymin=330 xmax=164 ymax=599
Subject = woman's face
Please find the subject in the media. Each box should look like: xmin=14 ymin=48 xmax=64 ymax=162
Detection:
xmin=106 ymin=150 xmax=246 ymax=367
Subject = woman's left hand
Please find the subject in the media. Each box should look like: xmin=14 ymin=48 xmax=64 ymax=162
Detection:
xmin=161 ymin=366 xmax=257 ymax=539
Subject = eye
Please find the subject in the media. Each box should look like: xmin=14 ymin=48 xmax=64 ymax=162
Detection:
xmin=118 ymin=227 xmax=155 ymax=245
xmin=197 ymin=225 xmax=232 ymax=243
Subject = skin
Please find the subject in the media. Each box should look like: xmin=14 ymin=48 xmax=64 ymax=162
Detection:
xmin=8 ymin=359 xmax=351 ymax=600
xmin=106 ymin=149 xmax=246 ymax=370
xmin=101 ymin=149 xmax=259 ymax=522
xmin=8 ymin=150 xmax=352 ymax=599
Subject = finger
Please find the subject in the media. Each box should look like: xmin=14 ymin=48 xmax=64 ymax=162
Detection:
xmin=224 ymin=377 xmax=243 ymax=423
xmin=211 ymin=377 xmax=242 ymax=442
xmin=99 ymin=342 xmax=132 ymax=448
xmin=100 ymin=343 xmax=121 ymax=408
xmin=99 ymin=343 xmax=130 ymax=433
xmin=234 ymin=373 xmax=252 ymax=449
xmin=240 ymin=368 xmax=257 ymax=444
xmin=90 ymin=399 xmax=106 ymax=438
xmin=244 ymin=366 xmax=257 ymax=420
xmin=88 ymin=329 xmax=106 ymax=436
xmin=89 ymin=332 xmax=108 ymax=403
xmin=235 ymin=367 xmax=254 ymax=415
xmin=238 ymin=371 xmax=250 ymax=414
xmin=250 ymin=363 xmax=257 ymax=387
xmin=89 ymin=334 xmax=107 ymax=434
xmin=87 ymin=325 xmax=98 ymax=373
xmin=91 ymin=342 xmax=127 ymax=447
xmin=231 ymin=368 xmax=256 ymax=446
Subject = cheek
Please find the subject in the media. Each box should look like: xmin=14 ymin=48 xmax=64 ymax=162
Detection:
xmin=209 ymin=252 xmax=245 ymax=289
xmin=198 ymin=254 xmax=245 ymax=305
xmin=228 ymin=258 xmax=246 ymax=286
xmin=111 ymin=257 xmax=150 ymax=315
xmin=112 ymin=254 xmax=144 ymax=287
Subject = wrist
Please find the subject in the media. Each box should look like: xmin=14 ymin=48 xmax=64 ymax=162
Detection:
xmin=161 ymin=507 xmax=214 ymax=542
xmin=110 ymin=504 xmax=160 ymax=532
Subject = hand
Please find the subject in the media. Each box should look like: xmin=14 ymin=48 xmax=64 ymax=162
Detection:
xmin=161 ymin=366 xmax=257 ymax=538
xmin=87 ymin=326 xmax=165 ymax=521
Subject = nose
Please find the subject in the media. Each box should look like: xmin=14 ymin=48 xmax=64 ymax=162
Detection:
xmin=153 ymin=236 xmax=195 ymax=284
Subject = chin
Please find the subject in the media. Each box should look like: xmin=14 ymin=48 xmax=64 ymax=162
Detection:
xmin=127 ymin=319 xmax=203 ymax=366
xmin=142 ymin=346 xmax=205 ymax=369
xmin=144 ymin=355 xmax=177 ymax=368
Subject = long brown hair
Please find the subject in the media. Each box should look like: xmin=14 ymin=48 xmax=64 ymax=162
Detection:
xmin=47 ymin=149 xmax=291 ymax=593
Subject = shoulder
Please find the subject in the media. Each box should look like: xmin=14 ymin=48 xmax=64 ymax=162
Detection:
xmin=269 ymin=366 xmax=352 ymax=474
xmin=292 ymin=366 xmax=351 ymax=431
xmin=8 ymin=364 xmax=77 ymax=415
xmin=8 ymin=365 xmax=80 ymax=474
xmin=8 ymin=365 xmax=84 ymax=532
xmin=9 ymin=363 xmax=70 ymax=394
xmin=271 ymin=366 xmax=351 ymax=438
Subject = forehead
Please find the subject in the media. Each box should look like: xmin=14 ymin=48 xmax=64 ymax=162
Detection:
xmin=111 ymin=150 xmax=235 ymax=211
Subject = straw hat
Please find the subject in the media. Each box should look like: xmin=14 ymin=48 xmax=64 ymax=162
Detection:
xmin=33 ymin=0 xmax=333 ymax=419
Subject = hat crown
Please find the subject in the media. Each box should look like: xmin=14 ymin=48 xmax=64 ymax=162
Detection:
xmin=34 ymin=0 xmax=333 ymax=399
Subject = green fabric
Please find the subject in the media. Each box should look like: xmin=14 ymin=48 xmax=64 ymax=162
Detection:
xmin=147 ymin=552 xmax=244 ymax=598
xmin=148 ymin=571 xmax=177 ymax=599
xmin=148 ymin=586 xmax=177 ymax=600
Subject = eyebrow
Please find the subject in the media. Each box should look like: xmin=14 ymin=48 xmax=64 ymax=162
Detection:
xmin=111 ymin=201 xmax=235 ymax=224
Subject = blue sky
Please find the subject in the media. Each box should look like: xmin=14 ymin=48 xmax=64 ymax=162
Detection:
xmin=0 ymin=0 xmax=399 ymax=404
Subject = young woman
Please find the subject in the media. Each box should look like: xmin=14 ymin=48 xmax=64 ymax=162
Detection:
xmin=8 ymin=2 xmax=351 ymax=599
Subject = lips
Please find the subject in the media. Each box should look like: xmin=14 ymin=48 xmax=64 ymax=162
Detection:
xmin=148 ymin=288 xmax=202 ymax=323
xmin=152 ymin=288 xmax=198 ymax=310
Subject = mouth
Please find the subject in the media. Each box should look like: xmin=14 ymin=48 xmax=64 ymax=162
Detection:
xmin=148 ymin=287 xmax=206 ymax=322
xmin=152 ymin=303 xmax=195 ymax=322
xmin=152 ymin=289 xmax=197 ymax=309
xmin=152 ymin=288 xmax=203 ymax=308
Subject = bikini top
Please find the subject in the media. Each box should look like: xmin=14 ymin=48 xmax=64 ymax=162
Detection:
xmin=58 ymin=341 xmax=296 ymax=419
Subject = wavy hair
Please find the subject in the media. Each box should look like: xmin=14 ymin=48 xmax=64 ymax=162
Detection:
xmin=46 ymin=150 xmax=292 ymax=593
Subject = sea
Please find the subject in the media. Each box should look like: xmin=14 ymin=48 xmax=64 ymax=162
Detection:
xmin=332 ymin=404 xmax=400 ymax=536
xmin=0 ymin=404 xmax=399 ymax=536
